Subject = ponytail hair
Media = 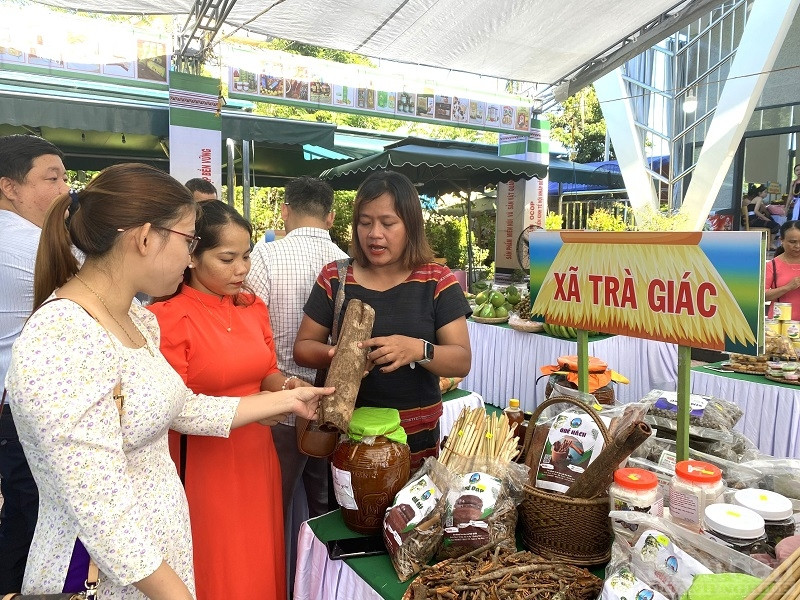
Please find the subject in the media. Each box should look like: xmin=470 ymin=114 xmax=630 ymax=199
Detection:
xmin=34 ymin=163 xmax=196 ymax=308
xmin=34 ymin=193 xmax=79 ymax=308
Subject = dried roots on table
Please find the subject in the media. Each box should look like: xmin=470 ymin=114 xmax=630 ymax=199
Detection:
xmin=403 ymin=539 xmax=602 ymax=600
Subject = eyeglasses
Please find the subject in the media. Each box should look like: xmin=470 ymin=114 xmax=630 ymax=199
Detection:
xmin=156 ymin=227 xmax=201 ymax=253
xmin=118 ymin=227 xmax=201 ymax=253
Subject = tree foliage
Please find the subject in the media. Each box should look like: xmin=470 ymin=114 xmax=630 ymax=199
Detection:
xmin=547 ymin=85 xmax=612 ymax=163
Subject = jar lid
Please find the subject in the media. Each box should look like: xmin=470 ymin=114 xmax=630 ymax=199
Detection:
xmin=614 ymin=468 xmax=658 ymax=491
xmin=675 ymin=460 xmax=722 ymax=484
xmin=509 ymin=398 xmax=520 ymax=408
xmin=733 ymin=488 xmax=794 ymax=521
xmin=347 ymin=407 xmax=407 ymax=444
xmin=704 ymin=503 xmax=765 ymax=539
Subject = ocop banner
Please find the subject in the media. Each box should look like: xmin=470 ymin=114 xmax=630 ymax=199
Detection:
xmin=529 ymin=231 xmax=766 ymax=354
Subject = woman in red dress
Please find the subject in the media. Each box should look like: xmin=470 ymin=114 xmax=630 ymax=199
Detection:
xmin=150 ymin=201 xmax=303 ymax=600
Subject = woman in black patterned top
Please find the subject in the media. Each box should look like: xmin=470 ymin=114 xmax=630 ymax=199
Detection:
xmin=295 ymin=170 xmax=472 ymax=468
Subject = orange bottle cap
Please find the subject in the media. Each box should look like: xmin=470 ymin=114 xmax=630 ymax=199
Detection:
xmin=674 ymin=460 xmax=722 ymax=484
xmin=613 ymin=468 xmax=658 ymax=491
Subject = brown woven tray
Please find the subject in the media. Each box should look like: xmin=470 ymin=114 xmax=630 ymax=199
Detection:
xmin=471 ymin=315 xmax=510 ymax=324
xmin=722 ymin=362 xmax=766 ymax=375
xmin=518 ymin=395 xmax=612 ymax=566
xmin=765 ymin=373 xmax=800 ymax=386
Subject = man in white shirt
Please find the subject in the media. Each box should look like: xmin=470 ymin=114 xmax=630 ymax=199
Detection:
xmin=247 ymin=176 xmax=347 ymax=598
xmin=184 ymin=177 xmax=218 ymax=202
xmin=0 ymin=134 xmax=68 ymax=593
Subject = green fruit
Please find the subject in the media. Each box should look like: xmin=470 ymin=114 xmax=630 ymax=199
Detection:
xmin=475 ymin=291 xmax=489 ymax=305
xmin=503 ymin=302 xmax=513 ymax=312
xmin=557 ymin=325 xmax=569 ymax=338
xmin=494 ymin=306 xmax=508 ymax=318
xmin=542 ymin=322 xmax=551 ymax=335
xmin=489 ymin=291 xmax=506 ymax=307
xmin=567 ymin=326 xmax=577 ymax=338
xmin=480 ymin=304 xmax=496 ymax=318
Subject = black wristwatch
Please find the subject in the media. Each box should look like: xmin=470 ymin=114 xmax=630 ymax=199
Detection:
xmin=418 ymin=339 xmax=434 ymax=364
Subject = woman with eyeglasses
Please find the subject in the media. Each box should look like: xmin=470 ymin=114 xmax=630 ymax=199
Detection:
xmin=766 ymin=220 xmax=800 ymax=318
xmin=149 ymin=201 xmax=301 ymax=600
xmin=5 ymin=164 xmax=331 ymax=600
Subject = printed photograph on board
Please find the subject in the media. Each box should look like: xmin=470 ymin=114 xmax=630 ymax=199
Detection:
xmin=452 ymin=96 xmax=469 ymax=123
xmin=416 ymin=93 xmax=434 ymax=118
xmin=468 ymin=100 xmax=486 ymax=125
xmin=310 ymin=81 xmax=332 ymax=103
xmin=259 ymin=73 xmax=284 ymax=96
xmin=375 ymin=89 xmax=396 ymax=113
xmin=285 ymin=78 xmax=309 ymax=100
xmin=434 ymin=95 xmax=452 ymax=120
xmin=136 ymin=39 xmax=167 ymax=81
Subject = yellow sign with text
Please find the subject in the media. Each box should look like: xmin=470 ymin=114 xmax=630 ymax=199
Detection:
xmin=529 ymin=231 xmax=765 ymax=354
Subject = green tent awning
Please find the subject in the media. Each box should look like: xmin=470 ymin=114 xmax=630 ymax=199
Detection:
xmin=319 ymin=137 xmax=547 ymax=195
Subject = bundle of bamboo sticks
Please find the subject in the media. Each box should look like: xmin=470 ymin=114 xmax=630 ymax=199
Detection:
xmin=744 ymin=544 xmax=800 ymax=600
xmin=440 ymin=407 xmax=519 ymax=472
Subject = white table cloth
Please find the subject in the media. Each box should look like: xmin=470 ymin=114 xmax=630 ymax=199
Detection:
xmin=690 ymin=367 xmax=800 ymax=459
xmin=294 ymin=515 xmax=383 ymax=600
xmin=440 ymin=390 xmax=483 ymax=441
xmin=462 ymin=320 xmax=678 ymax=412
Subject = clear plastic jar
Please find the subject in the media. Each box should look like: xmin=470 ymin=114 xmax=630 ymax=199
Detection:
xmin=609 ymin=468 xmax=662 ymax=516
xmin=704 ymin=503 xmax=769 ymax=557
xmin=733 ymin=488 xmax=796 ymax=554
xmin=669 ymin=460 xmax=723 ymax=531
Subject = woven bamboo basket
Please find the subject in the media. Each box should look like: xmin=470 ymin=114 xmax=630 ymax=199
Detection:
xmin=518 ymin=395 xmax=612 ymax=566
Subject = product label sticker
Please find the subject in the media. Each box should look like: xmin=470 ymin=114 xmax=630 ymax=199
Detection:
xmin=668 ymin=486 xmax=701 ymax=524
xmin=442 ymin=471 xmax=502 ymax=550
xmin=633 ymin=529 xmax=711 ymax=596
xmin=383 ymin=474 xmax=442 ymax=553
xmin=602 ymin=566 xmax=668 ymax=600
xmin=653 ymin=392 xmax=709 ymax=418
xmin=331 ymin=465 xmax=358 ymax=510
xmin=658 ymin=450 xmax=677 ymax=471
xmin=536 ymin=410 xmax=609 ymax=493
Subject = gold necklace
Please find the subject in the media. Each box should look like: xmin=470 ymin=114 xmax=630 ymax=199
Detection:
xmin=189 ymin=288 xmax=233 ymax=332
xmin=73 ymin=273 xmax=154 ymax=356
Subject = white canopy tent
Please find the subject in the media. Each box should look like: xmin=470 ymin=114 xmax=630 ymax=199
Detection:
xmin=32 ymin=0 xmax=722 ymax=107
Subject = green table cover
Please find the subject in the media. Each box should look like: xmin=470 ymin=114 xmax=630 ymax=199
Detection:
xmin=693 ymin=360 xmax=800 ymax=390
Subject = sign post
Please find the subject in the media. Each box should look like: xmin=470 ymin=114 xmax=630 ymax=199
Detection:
xmin=529 ymin=230 xmax=766 ymax=461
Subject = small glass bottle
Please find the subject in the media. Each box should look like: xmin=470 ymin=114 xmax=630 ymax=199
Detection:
xmin=503 ymin=398 xmax=525 ymax=440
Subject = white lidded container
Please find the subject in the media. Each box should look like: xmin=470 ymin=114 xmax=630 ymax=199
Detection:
xmin=704 ymin=503 xmax=768 ymax=557
xmin=733 ymin=488 xmax=795 ymax=550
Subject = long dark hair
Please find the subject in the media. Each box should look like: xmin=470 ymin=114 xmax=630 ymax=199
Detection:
xmin=775 ymin=220 xmax=800 ymax=257
xmin=35 ymin=164 xmax=196 ymax=308
xmin=186 ymin=200 xmax=255 ymax=306
xmin=747 ymin=183 xmax=766 ymax=199
xmin=350 ymin=170 xmax=433 ymax=269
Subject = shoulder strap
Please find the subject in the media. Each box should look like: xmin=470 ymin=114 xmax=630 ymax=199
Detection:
xmin=330 ymin=258 xmax=350 ymax=345
xmin=772 ymin=258 xmax=778 ymax=289
xmin=3 ymin=296 xmax=123 ymax=417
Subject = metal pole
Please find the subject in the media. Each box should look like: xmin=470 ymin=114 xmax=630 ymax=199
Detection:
xmin=577 ymin=329 xmax=589 ymax=393
xmin=676 ymin=345 xmax=692 ymax=461
xmin=226 ymin=138 xmax=236 ymax=206
xmin=242 ymin=139 xmax=251 ymax=220
xmin=465 ymin=188 xmax=474 ymax=287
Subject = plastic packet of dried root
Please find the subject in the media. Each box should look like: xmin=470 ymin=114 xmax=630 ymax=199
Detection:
xmin=382 ymin=457 xmax=455 ymax=581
